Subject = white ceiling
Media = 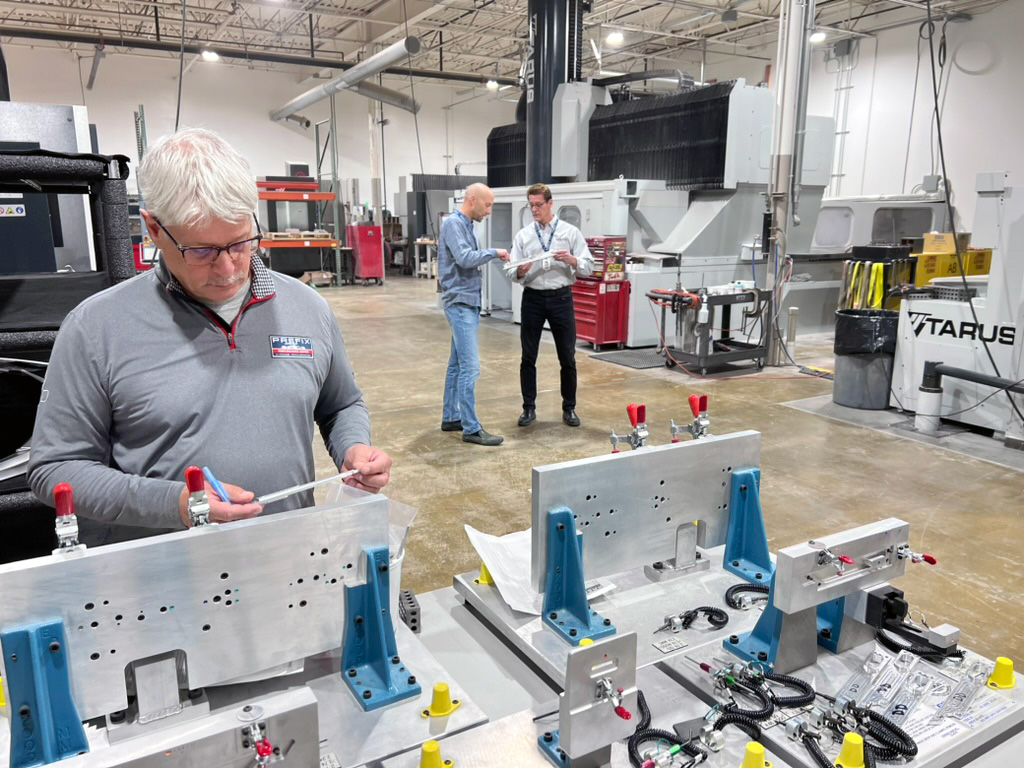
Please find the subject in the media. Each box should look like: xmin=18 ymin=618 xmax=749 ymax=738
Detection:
xmin=0 ymin=0 xmax=1008 ymax=89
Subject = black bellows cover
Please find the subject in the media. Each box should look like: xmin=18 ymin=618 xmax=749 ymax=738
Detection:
xmin=487 ymin=122 xmax=527 ymax=188
xmin=587 ymin=81 xmax=735 ymax=189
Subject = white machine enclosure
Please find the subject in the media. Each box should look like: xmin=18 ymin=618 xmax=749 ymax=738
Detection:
xmin=483 ymin=80 xmax=838 ymax=344
xmin=891 ymin=172 xmax=1023 ymax=434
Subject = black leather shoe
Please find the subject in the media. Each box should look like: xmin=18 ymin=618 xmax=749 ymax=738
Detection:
xmin=463 ymin=429 xmax=504 ymax=446
xmin=563 ymin=408 xmax=580 ymax=427
xmin=441 ymin=420 xmax=463 ymax=432
xmin=517 ymin=407 xmax=536 ymax=427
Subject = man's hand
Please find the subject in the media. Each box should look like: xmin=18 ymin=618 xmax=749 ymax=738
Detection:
xmin=516 ymin=262 xmax=532 ymax=279
xmin=342 ymin=444 xmax=392 ymax=493
xmin=553 ymin=249 xmax=578 ymax=268
xmin=495 ymin=249 xmax=510 ymax=262
xmin=178 ymin=481 xmax=262 ymax=528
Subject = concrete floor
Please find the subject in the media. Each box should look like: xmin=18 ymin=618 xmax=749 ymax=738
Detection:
xmin=313 ymin=275 xmax=1024 ymax=665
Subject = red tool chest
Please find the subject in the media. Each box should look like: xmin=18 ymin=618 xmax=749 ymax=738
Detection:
xmin=573 ymin=236 xmax=630 ymax=348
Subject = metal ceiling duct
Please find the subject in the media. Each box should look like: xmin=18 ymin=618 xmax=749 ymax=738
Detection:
xmin=270 ymin=37 xmax=421 ymax=121
xmin=347 ymin=81 xmax=420 ymax=114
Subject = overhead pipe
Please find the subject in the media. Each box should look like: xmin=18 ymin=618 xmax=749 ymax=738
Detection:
xmin=85 ymin=43 xmax=104 ymax=90
xmin=347 ymin=81 xmax=420 ymax=114
xmin=0 ymin=28 xmax=514 ymax=87
xmin=270 ymin=37 xmax=420 ymax=122
xmin=592 ymin=69 xmax=695 ymax=90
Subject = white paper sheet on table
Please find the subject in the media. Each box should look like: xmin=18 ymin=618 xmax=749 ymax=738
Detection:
xmin=465 ymin=525 xmax=615 ymax=616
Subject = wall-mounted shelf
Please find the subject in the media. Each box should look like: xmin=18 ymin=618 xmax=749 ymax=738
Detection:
xmin=260 ymin=240 xmax=340 ymax=249
xmin=259 ymin=192 xmax=336 ymax=202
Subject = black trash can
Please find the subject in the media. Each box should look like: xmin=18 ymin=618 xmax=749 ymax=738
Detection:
xmin=832 ymin=309 xmax=899 ymax=410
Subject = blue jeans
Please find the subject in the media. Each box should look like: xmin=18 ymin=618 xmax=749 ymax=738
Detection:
xmin=443 ymin=303 xmax=482 ymax=435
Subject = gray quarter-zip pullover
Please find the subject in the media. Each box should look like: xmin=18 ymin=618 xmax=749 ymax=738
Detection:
xmin=28 ymin=255 xmax=371 ymax=543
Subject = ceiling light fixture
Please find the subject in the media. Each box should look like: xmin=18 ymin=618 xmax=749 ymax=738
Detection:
xmin=201 ymin=49 xmax=220 ymax=62
xmin=486 ymin=79 xmax=499 ymax=91
xmin=809 ymin=30 xmax=827 ymax=43
xmin=606 ymin=30 xmax=624 ymax=46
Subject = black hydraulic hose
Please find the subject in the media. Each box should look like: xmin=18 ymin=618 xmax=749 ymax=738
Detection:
xmin=853 ymin=707 xmax=918 ymax=761
xmin=876 ymin=627 xmax=964 ymax=663
xmin=627 ymin=690 xmax=655 ymax=767
xmin=629 ymin=727 xmax=686 ymax=767
xmin=803 ymin=734 xmax=834 ymax=768
xmin=680 ymin=740 xmax=708 ymax=762
xmin=682 ymin=605 xmax=729 ymax=629
xmin=592 ymin=69 xmax=694 ymax=91
xmin=765 ymin=671 xmax=816 ymax=708
xmin=713 ymin=711 xmax=762 ymax=740
xmin=725 ymin=582 xmax=770 ymax=609
xmin=723 ymin=680 xmax=775 ymax=721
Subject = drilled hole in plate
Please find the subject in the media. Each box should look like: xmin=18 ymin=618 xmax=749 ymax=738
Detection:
xmin=202 ymin=624 xmax=211 ymax=632
xmin=90 ymin=653 xmax=99 ymax=660
xmin=220 ymin=572 xmax=229 ymax=580
xmin=299 ymin=600 xmax=308 ymax=608
xmin=213 ymin=596 xmax=222 ymax=603
xmin=321 ymin=547 xmax=329 ymax=555
xmin=84 ymin=602 xmax=94 ymax=611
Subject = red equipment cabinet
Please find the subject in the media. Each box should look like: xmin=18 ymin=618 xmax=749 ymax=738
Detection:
xmin=572 ymin=236 xmax=630 ymax=348
xmin=572 ymin=278 xmax=630 ymax=348
xmin=346 ymin=225 xmax=384 ymax=284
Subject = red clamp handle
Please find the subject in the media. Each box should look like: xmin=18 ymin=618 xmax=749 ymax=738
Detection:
xmin=613 ymin=705 xmax=632 ymax=721
xmin=837 ymin=555 xmax=855 ymax=565
xmin=922 ymin=554 xmax=937 ymax=565
xmin=699 ymin=394 xmax=708 ymax=413
xmin=185 ymin=466 xmax=205 ymax=494
xmin=54 ymin=483 xmax=74 ymax=518
xmin=688 ymin=394 xmax=700 ymax=418
xmin=255 ymin=738 xmax=273 ymax=758
xmin=637 ymin=404 xmax=646 ymax=424
xmin=627 ymin=403 xmax=639 ymax=428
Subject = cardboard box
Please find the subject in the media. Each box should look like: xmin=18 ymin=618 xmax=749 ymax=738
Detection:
xmin=964 ymin=248 xmax=992 ymax=276
xmin=913 ymin=249 xmax=992 ymax=287
xmin=299 ymin=270 xmax=334 ymax=287
xmin=921 ymin=232 xmax=971 ymax=254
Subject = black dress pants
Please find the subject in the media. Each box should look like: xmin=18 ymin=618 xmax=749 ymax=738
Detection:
xmin=520 ymin=285 xmax=577 ymax=410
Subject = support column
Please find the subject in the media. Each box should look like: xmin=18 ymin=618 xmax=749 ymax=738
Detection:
xmin=526 ymin=0 xmax=570 ymax=185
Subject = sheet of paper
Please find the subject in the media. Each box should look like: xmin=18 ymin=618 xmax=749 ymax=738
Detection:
xmin=465 ymin=525 xmax=615 ymax=616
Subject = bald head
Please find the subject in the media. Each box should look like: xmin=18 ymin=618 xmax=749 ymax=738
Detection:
xmin=461 ymin=183 xmax=495 ymax=222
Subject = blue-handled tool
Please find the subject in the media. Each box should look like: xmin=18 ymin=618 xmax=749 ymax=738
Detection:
xmin=202 ymin=466 xmax=233 ymax=504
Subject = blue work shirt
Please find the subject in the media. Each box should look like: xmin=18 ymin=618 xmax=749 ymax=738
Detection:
xmin=438 ymin=211 xmax=499 ymax=309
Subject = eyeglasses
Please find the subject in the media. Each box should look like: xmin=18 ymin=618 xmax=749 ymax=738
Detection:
xmin=528 ymin=201 xmax=550 ymax=210
xmin=155 ymin=214 xmax=263 ymax=267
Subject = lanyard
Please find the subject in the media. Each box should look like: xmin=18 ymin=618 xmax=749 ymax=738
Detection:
xmin=534 ymin=218 xmax=559 ymax=253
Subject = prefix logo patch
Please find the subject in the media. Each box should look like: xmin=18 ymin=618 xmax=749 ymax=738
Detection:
xmin=270 ymin=335 xmax=314 ymax=358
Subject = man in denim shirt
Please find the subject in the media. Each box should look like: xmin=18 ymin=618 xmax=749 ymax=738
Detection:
xmin=438 ymin=183 xmax=510 ymax=446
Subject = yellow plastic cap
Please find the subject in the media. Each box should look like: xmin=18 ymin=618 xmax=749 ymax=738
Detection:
xmin=834 ymin=732 xmax=865 ymax=768
xmin=739 ymin=741 xmax=773 ymax=768
xmin=475 ymin=563 xmax=494 ymax=586
xmin=578 ymin=639 xmax=594 ymax=647
xmin=988 ymin=657 xmax=1016 ymax=690
xmin=421 ymin=682 xmax=462 ymax=718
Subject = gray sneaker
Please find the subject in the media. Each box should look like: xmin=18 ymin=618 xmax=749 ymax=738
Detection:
xmin=463 ymin=429 xmax=504 ymax=446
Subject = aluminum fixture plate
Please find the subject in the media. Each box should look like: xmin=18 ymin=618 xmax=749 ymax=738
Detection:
xmin=379 ymin=665 xmax=789 ymax=768
xmin=0 ymin=487 xmax=388 ymax=721
xmin=773 ymin=518 xmax=909 ymax=615
xmin=666 ymin=640 xmax=1024 ymax=768
xmin=560 ymin=633 xmax=637 ymax=758
xmin=454 ymin=547 xmax=762 ymax=688
xmin=530 ymin=431 xmax=761 ymax=592
xmin=46 ymin=689 xmax=320 ymax=768
xmin=204 ymin=622 xmax=487 ymax=767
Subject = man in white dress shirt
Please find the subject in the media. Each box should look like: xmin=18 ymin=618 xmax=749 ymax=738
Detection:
xmin=505 ymin=183 xmax=594 ymax=427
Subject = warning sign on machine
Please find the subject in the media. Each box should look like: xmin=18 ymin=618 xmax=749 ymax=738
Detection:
xmin=0 ymin=205 xmax=26 ymax=217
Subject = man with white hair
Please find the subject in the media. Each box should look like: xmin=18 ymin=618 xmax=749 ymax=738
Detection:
xmin=28 ymin=128 xmax=391 ymax=544
xmin=437 ymin=183 xmax=509 ymax=446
